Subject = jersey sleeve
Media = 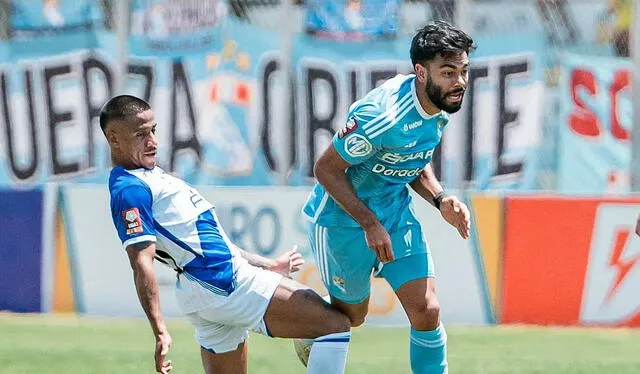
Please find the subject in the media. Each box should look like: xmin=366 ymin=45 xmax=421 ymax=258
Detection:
xmin=332 ymin=103 xmax=383 ymax=165
xmin=110 ymin=185 xmax=157 ymax=250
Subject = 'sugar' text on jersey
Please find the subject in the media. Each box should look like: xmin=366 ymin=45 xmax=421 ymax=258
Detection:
xmin=378 ymin=149 xmax=434 ymax=165
xmin=371 ymin=149 xmax=434 ymax=178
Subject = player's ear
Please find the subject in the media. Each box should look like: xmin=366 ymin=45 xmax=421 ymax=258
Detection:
xmin=414 ymin=63 xmax=427 ymax=82
xmin=106 ymin=128 xmax=119 ymax=148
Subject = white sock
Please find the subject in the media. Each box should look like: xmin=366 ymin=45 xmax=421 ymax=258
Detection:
xmin=307 ymin=331 xmax=351 ymax=374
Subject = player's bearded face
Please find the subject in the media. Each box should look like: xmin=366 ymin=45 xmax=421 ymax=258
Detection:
xmin=426 ymin=73 xmax=465 ymax=114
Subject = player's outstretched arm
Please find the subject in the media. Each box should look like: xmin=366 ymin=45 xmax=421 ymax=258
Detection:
xmin=315 ymin=144 xmax=394 ymax=262
xmin=410 ymin=164 xmax=471 ymax=239
xmin=126 ymin=242 xmax=173 ymax=374
xmin=236 ymin=245 xmax=304 ymax=277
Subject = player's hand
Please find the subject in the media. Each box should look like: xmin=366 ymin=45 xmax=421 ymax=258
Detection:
xmin=364 ymin=221 xmax=394 ymax=263
xmin=635 ymin=215 xmax=640 ymax=237
xmin=271 ymin=245 xmax=305 ymax=277
xmin=439 ymin=196 xmax=471 ymax=239
xmin=154 ymin=332 xmax=173 ymax=373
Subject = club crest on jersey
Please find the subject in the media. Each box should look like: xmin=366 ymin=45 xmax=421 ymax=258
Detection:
xmin=122 ymin=208 xmax=143 ymax=235
xmin=338 ymin=117 xmax=358 ymax=139
xmin=344 ymin=134 xmax=373 ymax=157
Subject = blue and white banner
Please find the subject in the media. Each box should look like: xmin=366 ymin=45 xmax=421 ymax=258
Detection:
xmin=0 ymin=13 xmax=283 ymax=186
xmin=0 ymin=1 xmax=544 ymax=190
xmin=557 ymin=54 xmax=632 ymax=193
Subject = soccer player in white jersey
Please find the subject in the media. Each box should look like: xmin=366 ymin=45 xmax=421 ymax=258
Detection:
xmin=101 ymin=95 xmax=351 ymax=374
xmin=301 ymin=21 xmax=475 ymax=373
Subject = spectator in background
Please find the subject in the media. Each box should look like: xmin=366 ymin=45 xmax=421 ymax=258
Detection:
xmin=428 ymin=0 xmax=455 ymax=24
xmin=305 ymin=0 xmax=399 ymax=41
xmin=536 ymin=0 xmax=577 ymax=45
xmin=343 ymin=0 xmax=364 ymax=32
xmin=0 ymin=0 xmax=10 ymax=40
xmin=606 ymin=0 xmax=632 ymax=57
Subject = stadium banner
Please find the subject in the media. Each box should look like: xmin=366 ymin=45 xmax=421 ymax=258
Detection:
xmin=0 ymin=0 xmax=103 ymax=60
xmin=557 ymin=53 xmax=632 ymax=193
xmin=0 ymin=189 xmax=45 ymax=312
xmin=0 ymin=0 xmax=545 ymax=192
xmin=501 ymin=196 xmax=640 ymax=327
xmin=0 ymin=2 xmax=284 ymax=187
xmin=59 ymin=185 xmax=490 ymax=325
xmin=304 ymin=0 xmax=399 ymax=40
xmin=289 ymin=32 xmax=545 ymax=190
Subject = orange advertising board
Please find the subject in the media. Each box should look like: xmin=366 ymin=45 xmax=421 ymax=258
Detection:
xmin=502 ymin=196 xmax=640 ymax=326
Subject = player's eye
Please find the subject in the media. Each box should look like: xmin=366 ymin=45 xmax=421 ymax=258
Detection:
xmin=442 ymin=71 xmax=453 ymax=77
xmin=136 ymin=133 xmax=144 ymax=139
xmin=151 ymin=127 xmax=157 ymax=134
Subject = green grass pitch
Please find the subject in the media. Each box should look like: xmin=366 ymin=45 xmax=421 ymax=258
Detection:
xmin=1 ymin=314 xmax=639 ymax=373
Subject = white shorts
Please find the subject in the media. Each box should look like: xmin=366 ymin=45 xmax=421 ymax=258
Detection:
xmin=178 ymin=260 xmax=282 ymax=353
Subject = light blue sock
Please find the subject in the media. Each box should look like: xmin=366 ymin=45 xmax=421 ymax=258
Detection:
xmin=410 ymin=323 xmax=448 ymax=374
xmin=307 ymin=331 xmax=351 ymax=374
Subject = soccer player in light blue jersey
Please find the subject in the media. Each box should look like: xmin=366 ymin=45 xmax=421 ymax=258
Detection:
xmin=302 ymin=21 xmax=475 ymax=373
xmin=101 ymin=95 xmax=351 ymax=374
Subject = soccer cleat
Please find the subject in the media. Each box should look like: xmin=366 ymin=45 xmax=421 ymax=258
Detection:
xmin=293 ymin=338 xmax=314 ymax=367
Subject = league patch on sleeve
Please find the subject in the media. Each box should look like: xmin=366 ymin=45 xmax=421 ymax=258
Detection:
xmin=122 ymin=208 xmax=143 ymax=235
xmin=338 ymin=117 xmax=358 ymax=138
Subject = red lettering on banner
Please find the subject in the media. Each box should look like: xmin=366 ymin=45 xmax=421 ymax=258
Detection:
xmin=609 ymin=70 xmax=630 ymax=141
xmin=569 ymin=69 xmax=600 ymax=137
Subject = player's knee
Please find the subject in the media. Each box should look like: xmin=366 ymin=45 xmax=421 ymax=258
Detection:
xmin=408 ymin=296 xmax=440 ymax=329
xmin=348 ymin=312 xmax=367 ymax=328
xmin=320 ymin=309 xmax=351 ymax=334
xmin=424 ymin=298 xmax=440 ymax=323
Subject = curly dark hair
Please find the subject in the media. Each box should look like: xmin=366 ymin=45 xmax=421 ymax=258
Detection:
xmin=410 ymin=20 xmax=476 ymax=66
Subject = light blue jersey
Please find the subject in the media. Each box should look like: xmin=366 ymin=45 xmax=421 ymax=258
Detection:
xmin=303 ymin=74 xmax=448 ymax=228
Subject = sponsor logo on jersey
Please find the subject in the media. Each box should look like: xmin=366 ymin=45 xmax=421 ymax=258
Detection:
xmin=403 ymin=120 xmax=423 ymax=131
xmin=338 ymin=117 xmax=358 ymax=138
xmin=372 ymin=164 xmax=422 ymax=177
xmin=344 ymin=134 xmax=373 ymax=157
xmin=379 ymin=149 xmax=434 ymax=164
xmin=122 ymin=208 xmax=143 ymax=235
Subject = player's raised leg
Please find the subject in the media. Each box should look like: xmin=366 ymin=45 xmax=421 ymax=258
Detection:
xmin=307 ymin=222 xmax=377 ymax=327
xmin=264 ymin=276 xmax=352 ymax=374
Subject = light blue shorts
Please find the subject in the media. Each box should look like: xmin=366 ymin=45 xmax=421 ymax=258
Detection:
xmin=307 ymin=209 xmax=434 ymax=304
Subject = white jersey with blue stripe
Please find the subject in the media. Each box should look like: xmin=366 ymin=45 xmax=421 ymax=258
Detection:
xmin=303 ymin=74 xmax=449 ymax=227
xmin=109 ymin=166 xmax=243 ymax=306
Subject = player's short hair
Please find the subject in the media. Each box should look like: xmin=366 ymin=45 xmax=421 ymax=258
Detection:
xmin=410 ymin=21 xmax=476 ymax=67
xmin=99 ymin=95 xmax=151 ymax=134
